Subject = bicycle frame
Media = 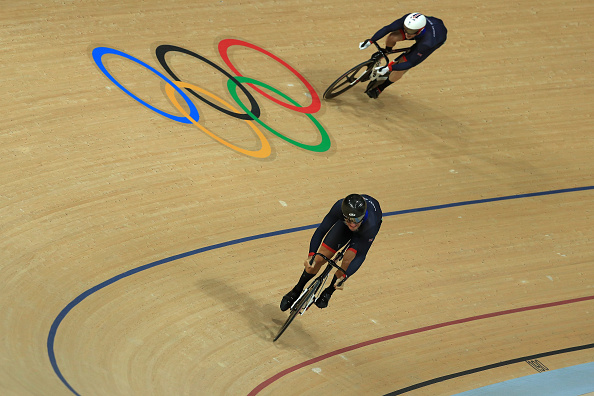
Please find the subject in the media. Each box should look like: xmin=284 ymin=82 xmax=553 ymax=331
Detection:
xmin=290 ymin=243 xmax=350 ymax=314
xmin=322 ymin=42 xmax=411 ymax=100
xmin=366 ymin=41 xmax=410 ymax=87
xmin=273 ymin=242 xmax=351 ymax=342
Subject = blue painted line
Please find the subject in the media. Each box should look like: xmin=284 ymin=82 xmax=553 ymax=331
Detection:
xmin=384 ymin=186 xmax=594 ymax=216
xmin=47 ymin=185 xmax=594 ymax=395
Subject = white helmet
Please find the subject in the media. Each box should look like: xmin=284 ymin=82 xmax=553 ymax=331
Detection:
xmin=404 ymin=13 xmax=426 ymax=32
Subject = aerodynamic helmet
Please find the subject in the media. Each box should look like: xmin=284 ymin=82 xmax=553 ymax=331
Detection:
xmin=341 ymin=194 xmax=367 ymax=223
xmin=404 ymin=13 xmax=426 ymax=34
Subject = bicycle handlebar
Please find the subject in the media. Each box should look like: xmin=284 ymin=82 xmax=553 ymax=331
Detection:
xmin=371 ymin=41 xmax=412 ymax=64
xmin=310 ymin=252 xmax=347 ymax=275
xmin=371 ymin=41 xmax=390 ymax=64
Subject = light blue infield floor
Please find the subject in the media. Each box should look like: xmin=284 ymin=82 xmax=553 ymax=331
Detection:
xmin=455 ymin=362 xmax=594 ymax=396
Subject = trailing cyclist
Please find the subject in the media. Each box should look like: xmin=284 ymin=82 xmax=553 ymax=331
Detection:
xmin=359 ymin=12 xmax=448 ymax=99
xmin=280 ymin=194 xmax=383 ymax=310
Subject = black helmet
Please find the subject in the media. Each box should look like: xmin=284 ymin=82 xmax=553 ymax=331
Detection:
xmin=341 ymin=194 xmax=367 ymax=223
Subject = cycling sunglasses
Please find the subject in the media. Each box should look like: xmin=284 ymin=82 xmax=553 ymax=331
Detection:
xmin=344 ymin=215 xmax=364 ymax=224
xmin=404 ymin=26 xmax=423 ymax=36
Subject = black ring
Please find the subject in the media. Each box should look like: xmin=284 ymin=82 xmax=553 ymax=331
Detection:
xmin=155 ymin=44 xmax=261 ymax=121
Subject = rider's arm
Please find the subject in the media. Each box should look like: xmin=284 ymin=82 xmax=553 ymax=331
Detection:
xmin=369 ymin=15 xmax=406 ymax=43
xmin=342 ymin=219 xmax=381 ymax=276
xmin=308 ymin=200 xmax=342 ymax=255
xmin=342 ymin=242 xmax=370 ymax=277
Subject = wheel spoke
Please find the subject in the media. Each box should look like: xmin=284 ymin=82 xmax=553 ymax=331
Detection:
xmin=334 ymin=80 xmax=351 ymax=89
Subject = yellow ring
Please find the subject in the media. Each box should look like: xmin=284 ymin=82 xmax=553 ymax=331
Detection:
xmin=165 ymin=81 xmax=271 ymax=158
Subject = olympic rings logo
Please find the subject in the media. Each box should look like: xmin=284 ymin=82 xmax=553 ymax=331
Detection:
xmin=92 ymin=39 xmax=329 ymax=158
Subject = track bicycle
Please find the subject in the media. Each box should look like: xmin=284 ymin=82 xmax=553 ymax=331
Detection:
xmin=273 ymin=243 xmax=351 ymax=342
xmin=323 ymin=41 xmax=411 ymax=99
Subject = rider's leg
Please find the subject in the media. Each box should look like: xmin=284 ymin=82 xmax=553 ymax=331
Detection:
xmin=381 ymin=42 xmax=442 ymax=90
xmin=306 ymin=244 xmax=335 ymax=274
xmin=298 ymin=222 xmax=348 ymax=290
xmin=338 ymin=249 xmax=355 ymax=274
xmin=281 ymin=244 xmax=338 ymax=311
xmin=293 ymin=244 xmax=335 ymax=293
xmin=368 ymin=55 xmax=408 ymax=98
xmin=284 ymin=222 xmax=348 ymax=311
xmin=316 ymin=249 xmax=357 ymax=308
xmin=385 ymin=31 xmax=405 ymax=51
xmin=380 ymin=57 xmax=409 ymax=91
xmin=326 ymin=248 xmax=354 ymax=290
xmin=388 ymin=69 xmax=408 ymax=83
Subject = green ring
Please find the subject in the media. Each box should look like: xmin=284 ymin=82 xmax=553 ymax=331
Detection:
xmin=227 ymin=76 xmax=331 ymax=152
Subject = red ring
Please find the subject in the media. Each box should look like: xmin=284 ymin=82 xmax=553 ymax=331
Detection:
xmin=218 ymin=39 xmax=321 ymax=114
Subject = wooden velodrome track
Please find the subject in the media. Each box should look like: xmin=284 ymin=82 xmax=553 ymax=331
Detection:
xmin=1 ymin=0 xmax=593 ymax=395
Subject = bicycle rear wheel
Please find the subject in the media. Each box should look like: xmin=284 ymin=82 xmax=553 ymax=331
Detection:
xmin=273 ymin=281 xmax=320 ymax=342
xmin=323 ymin=59 xmax=374 ymax=100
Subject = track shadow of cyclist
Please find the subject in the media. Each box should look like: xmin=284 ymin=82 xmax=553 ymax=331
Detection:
xmin=196 ymin=277 xmax=322 ymax=351
xmin=319 ymin=89 xmax=547 ymax=190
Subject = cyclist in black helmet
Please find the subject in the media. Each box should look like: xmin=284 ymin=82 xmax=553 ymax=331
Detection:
xmin=280 ymin=194 xmax=383 ymax=310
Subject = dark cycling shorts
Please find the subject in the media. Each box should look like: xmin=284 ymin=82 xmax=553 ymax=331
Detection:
xmin=321 ymin=221 xmax=353 ymax=254
xmin=319 ymin=220 xmax=382 ymax=276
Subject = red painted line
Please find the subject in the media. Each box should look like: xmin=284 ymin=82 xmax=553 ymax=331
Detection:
xmin=248 ymin=294 xmax=594 ymax=395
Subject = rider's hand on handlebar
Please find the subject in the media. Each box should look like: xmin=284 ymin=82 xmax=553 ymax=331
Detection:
xmin=375 ymin=65 xmax=392 ymax=76
xmin=359 ymin=39 xmax=372 ymax=50
xmin=304 ymin=258 xmax=314 ymax=270
xmin=335 ymin=274 xmax=347 ymax=290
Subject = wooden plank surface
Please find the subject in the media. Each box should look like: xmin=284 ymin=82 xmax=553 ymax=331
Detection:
xmin=1 ymin=0 xmax=592 ymax=395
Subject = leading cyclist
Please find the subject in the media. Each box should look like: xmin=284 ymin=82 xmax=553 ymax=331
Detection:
xmin=359 ymin=12 xmax=448 ymax=99
xmin=280 ymin=194 xmax=383 ymax=310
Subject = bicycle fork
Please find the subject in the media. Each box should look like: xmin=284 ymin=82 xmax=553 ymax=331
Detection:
xmin=368 ymin=60 xmax=382 ymax=82
xmin=289 ymin=287 xmax=316 ymax=314
xmin=302 ymin=291 xmax=317 ymax=313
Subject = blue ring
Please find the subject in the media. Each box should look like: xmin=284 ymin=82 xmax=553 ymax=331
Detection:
xmin=92 ymin=47 xmax=200 ymax=124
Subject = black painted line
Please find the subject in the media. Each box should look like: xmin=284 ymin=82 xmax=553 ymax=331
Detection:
xmin=384 ymin=343 xmax=594 ymax=395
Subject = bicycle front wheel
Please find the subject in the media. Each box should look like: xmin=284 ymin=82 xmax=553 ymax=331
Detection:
xmin=323 ymin=60 xmax=374 ymax=100
xmin=273 ymin=281 xmax=320 ymax=342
